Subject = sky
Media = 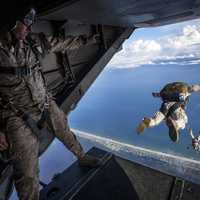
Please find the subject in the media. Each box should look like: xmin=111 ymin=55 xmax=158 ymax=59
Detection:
xmin=108 ymin=18 xmax=200 ymax=69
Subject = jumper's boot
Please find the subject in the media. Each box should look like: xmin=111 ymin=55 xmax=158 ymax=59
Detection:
xmin=136 ymin=117 xmax=151 ymax=134
xmin=166 ymin=116 xmax=180 ymax=142
xmin=78 ymin=154 xmax=101 ymax=168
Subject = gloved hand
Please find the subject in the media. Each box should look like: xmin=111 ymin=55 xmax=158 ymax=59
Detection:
xmin=0 ymin=132 xmax=8 ymax=151
xmin=136 ymin=117 xmax=151 ymax=134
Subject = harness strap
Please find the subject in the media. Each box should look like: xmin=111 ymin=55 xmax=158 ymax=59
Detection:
xmin=0 ymin=63 xmax=39 ymax=76
xmin=26 ymin=35 xmax=43 ymax=63
xmin=37 ymin=108 xmax=49 ymax=129
xmin=160 ymin=101 xmax=186 ymax=118
xmin=161 ymin=92 xmax=182 ymax=102
xmin=166 ymin=102 xmax=185 ymax=118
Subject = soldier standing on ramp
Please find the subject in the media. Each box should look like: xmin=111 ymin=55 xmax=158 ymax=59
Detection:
xmin=137 ymin=82 xmax=200 ymax=142
xmin=0 ymin=8 xmax=100 ymax=200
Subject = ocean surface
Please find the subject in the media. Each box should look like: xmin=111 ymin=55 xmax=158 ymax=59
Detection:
xmin=11 ymin=63 xmax=200 ymax=199
xmin=69 ymin=64 xmax=200 ymax=160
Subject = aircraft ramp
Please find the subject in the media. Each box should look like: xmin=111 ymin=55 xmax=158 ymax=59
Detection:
xmin=40 ymin=147 xmax=200 ymax=200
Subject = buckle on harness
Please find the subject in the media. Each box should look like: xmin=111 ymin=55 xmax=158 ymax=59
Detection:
xmin=15 ymin=67 xmax=32 ymax=77
xmin=44 ymin=102 xmax=49 ymax=109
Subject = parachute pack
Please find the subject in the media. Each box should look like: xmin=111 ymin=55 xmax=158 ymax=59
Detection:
xmin=160 ymin=82 xmax=190 ymax=102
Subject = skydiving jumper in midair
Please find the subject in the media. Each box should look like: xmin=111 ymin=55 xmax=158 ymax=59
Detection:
xmin=137 ymin=82 xmax=200 ymax=142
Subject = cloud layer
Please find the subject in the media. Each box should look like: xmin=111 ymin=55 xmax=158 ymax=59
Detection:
xmin=108 ymin=24 xmax=200 ymax=68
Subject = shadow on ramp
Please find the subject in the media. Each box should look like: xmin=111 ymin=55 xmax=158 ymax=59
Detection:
xmin=40 ymin=148 xmax=139 ymax=200
xmin=40 ymin=147 xmax=200 ymax=200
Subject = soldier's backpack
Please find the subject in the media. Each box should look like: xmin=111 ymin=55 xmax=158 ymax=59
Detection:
xmin=160 ymin=82 xmax=190 ymax=102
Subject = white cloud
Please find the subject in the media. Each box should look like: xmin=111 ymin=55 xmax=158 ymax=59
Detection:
xmin=166 ymin=25 xmax=200 ymax=49
xmin=109 ymin=39 xmax=161 ymax=68
xmin=108 ymin=24 xmax=200 ymax=69
xmin=132 ymin=40 xmax=161 ymax=52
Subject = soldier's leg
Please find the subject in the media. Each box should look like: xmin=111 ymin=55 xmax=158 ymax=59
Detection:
xmin=48 ymin=100 xmax=85 ymax=158
xmin=48 ymin=100 xmax=100 ymax=167
xmin=7 ymin=116 xmax=39 ymax=200
xmin=172 ymin=108 xmax=188 ymax=130
xmin=167 ymin=108 xmax=188 ymax=142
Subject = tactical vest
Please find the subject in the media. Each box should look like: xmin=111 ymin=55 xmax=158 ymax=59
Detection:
xmin=0 ymin=32 xmax=49 ymax=118
xmin=0 ymin=32 xmax=51 ymax=135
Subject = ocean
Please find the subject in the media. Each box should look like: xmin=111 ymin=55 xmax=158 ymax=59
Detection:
xmin=69 ymin=64 xmax=200 ymax=160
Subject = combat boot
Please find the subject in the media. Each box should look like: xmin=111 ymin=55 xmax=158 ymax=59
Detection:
xmin=166 ymin=116 xmax=179 ymax=142
xmin=137 ymin=117 xmax=151 ymax=134
xmin=78 ymin=154 xmax=101 ymax=168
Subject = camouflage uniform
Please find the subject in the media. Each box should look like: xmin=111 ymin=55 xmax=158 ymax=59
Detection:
xmin=0 ymin=30 xmax=88 ymax=199
xmin=147 ymin=102 xmax=188 ymax=129
xmin=137 ymin=82 xmax=200 ymax=141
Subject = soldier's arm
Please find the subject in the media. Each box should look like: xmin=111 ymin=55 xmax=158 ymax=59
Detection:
xmin=35 ymin=32 xmax=99 ymax=54
xmin=48 ymin=33 xmax=100 ymax=53
xmin=49 ymin=35 xmax=87 ymax=53
xmin=189 ymin=84 xmax=200 ymax=93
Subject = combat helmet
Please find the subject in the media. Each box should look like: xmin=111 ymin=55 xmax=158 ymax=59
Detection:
xmin=21 ymin=8 xmax=36 ymax=27
xmin=160 ymin=82 xmax=190 ymax=102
